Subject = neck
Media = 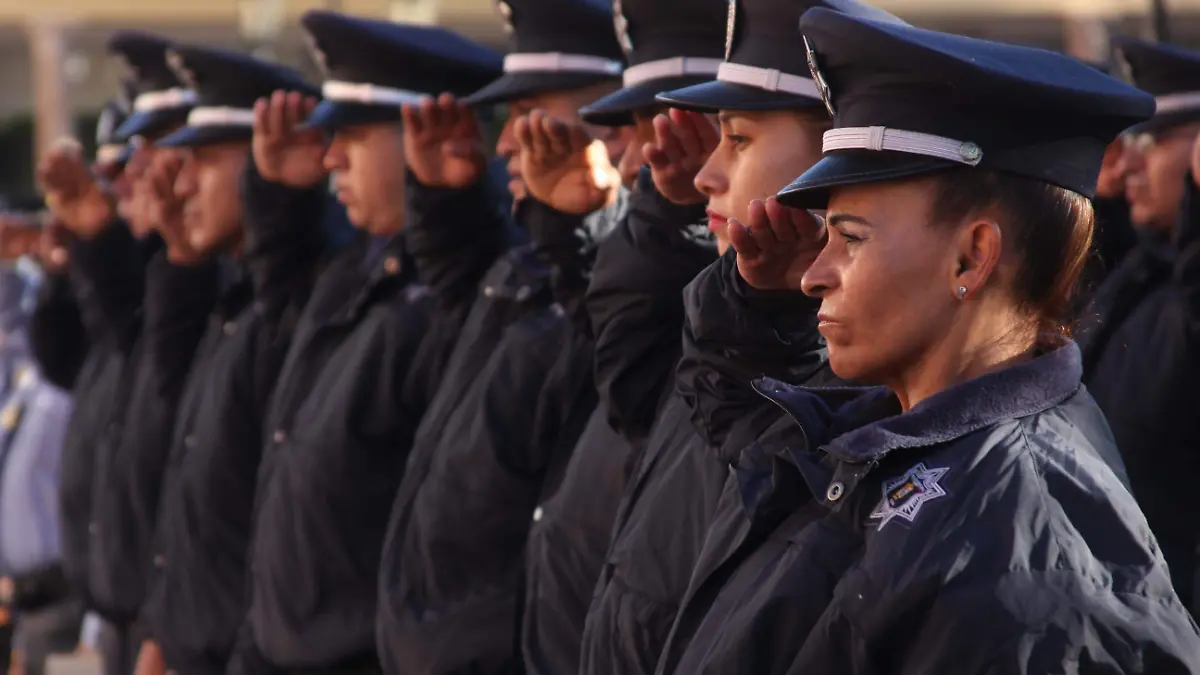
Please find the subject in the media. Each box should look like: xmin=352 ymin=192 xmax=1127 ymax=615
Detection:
xmin=888 ymin=312 xmax=1037 ymax=412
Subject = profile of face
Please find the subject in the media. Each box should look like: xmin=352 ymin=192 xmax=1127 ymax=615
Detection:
xmin=1124 ymin=124 xmax=1199 ymax=232
xmin=175 ymin=142 xmax=248 ymax=254
xmin=695 ymin=110 xmax=827 ymax=254
xmin=324 ymin=123 xmax=407 ymax=235
xmin=496 ymin=84 xmax=633 ymax=200
xmin=617 ymin=109 xmax=658 ymax=189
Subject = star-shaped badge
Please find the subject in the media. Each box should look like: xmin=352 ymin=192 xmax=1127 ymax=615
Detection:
xmin=869 ymin=462 xmax=949 ymax=530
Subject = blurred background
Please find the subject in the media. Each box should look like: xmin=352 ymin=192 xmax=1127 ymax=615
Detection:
xmin=0 ymin=0 xmax=1187 ymax=199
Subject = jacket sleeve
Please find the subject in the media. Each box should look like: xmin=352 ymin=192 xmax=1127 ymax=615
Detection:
xmin=29 ymin=273 xmax=89 ymax=390
xmin=519 ymin=198 xmax=593 ymax=331
xmin=404 ymin=173 xmax=509 ymax=310
xmin=677 ymin=250 xmax=829 ymax=451
xmin=67 ymin=221 xmax=145 ymax=351
xmin=585 ymin=167 xmax=715 ymax=447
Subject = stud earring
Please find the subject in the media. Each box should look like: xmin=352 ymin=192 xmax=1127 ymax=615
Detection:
xmin=956 ymin=286 xmax=968 ymax=299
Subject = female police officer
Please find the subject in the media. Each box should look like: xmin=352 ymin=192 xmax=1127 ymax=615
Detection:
xmin=653 ymin=8 xmax=1200 ymax=674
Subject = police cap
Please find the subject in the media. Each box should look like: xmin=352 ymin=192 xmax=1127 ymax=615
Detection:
xmin=157 ymin=46 xmax=317 ymax=148
xmin=466 ymin=0 xmax=625 ymax=107
xmin=95 ymin=80 xmax=135 ymax=169
xmin=656 ymin=0 xmax=902 ymax=113
xmin=777 ymin=9 xmax=1156 ymax=209
xmin=1114 ymin=37 xmax=1200 ymax=134
xmin=302 ymin=10 xmax=503 ymax=130
xmin=579 ymin=0 xmax=728 ymax=126
xmin=108 ymin=31 xmax=193 ymax=143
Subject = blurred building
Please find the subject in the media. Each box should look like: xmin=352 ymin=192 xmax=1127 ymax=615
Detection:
xmin=0 ymin=0 xmax=1194 ymax=195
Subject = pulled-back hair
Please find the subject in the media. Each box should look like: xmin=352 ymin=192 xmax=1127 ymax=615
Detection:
xmin=929 ymin=169 xmax=1095 ymax=339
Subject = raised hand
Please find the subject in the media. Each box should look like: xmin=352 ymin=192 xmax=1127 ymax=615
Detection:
xmin=402 ymin=93 xmax=488 ymax=190
xmin=515 ymin=109 xmax=620 ymax=215
xmin=36 ymin=139 xmax=114 ymax=239
xmin=253 ymin=90 xmax=328 ymax=188
xmin=644 ymin=109 xmax=718 ymax=205
xmin=143 ymin=151 xmax=203 ymax=264
xmin=728 ymin=197 xmax=826 ymax=291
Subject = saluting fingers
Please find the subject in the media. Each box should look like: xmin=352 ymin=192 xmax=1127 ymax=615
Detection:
xmin=727 ymin=216 xmax=760 ymax=260
xmin=764 ymin=198 xmax=797 ymax=244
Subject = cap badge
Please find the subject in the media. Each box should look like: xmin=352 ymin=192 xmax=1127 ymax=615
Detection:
xmin=497 ymin=1 xmax=515 ymax=36
xmin=959 ymin=142 xmax=982 ymax=163
xmin=613 ymin=0 xmax=633 ymax=56
xmin=165 ymin=50 xmax=196 ymax=89
xmin=804 ymin=36 xmax=835 ymax=117
xmin=869 ymin=462 xmax=949 ymax=530
xmin=724 ymin=0 xmax=737 ymax=61
xmin=303 ymin=33 xmax=330 ymax=77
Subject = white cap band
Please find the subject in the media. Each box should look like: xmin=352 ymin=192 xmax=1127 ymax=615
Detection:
xmin=322 ymin=81 xmax=429 ymax=107
xmin=132 ymin=88 xmax=197 ymax=113
xmin=716 ymin=62 xmax=820 ymax=99
xmin=503 ymin=52 xmax=623 ymax=76
xmin=96 ymin=144 xmax=125 ymax=165
xmin=1154 ymin=91 xmax=1200 ymax=115
xmin=187 ymin=107 xmax=256 ymax=127
xmin=622 ymin=57 xmax=723 ymax=87
xmin=823 ymin=126 xmax=984 ymax=166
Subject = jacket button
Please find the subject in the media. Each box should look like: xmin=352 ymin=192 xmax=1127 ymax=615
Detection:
xmin=826 ymin=481 xmax=845 ymax=502
xmin=516 ymin=286 xmax=531 ymax=302
xmin=272 ymin=429 xmax=287 ymax=444
xmin=532 ymin=506 xmax=544 ymax=522
xmin=223 ymin=321 xmax=237 ymax=336
xmin=484 ymin=286 xmax=496 ymax=298
xmin=383 ymin=256 xmax=401 ymax=276
xmin=153 ymin=554 xmax=166 ymax=569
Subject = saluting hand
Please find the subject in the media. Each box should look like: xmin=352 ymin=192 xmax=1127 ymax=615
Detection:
xmin=729 ymin=197 xmax=826 ymax=291
xmin=253 ymin=91 xmax=328 ymax=189
xmin=143 ymin=151 xmax=202 ymax=265
xmin=402 ymin=93 xmax=488 ymax=190
xmin=515 ymin=110 xmax=620 ymax=215
xmin=36 ymin=138 xmax=114 ymax=240
xmin=645 ymin=109 xmax=718 ymax=205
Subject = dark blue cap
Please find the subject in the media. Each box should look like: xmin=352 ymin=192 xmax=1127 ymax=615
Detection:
xmin=157 ymin=46 xmax=317 ymax=148
xmin=1114 ymin=37 xmax=1200 ymax=134
xmin=579 ymin=0 xmax=728 ymax=126
xmin=465 ymin=0 xmax=625 ymax=107
xmin=657 ymin=0 xmax=903 ymax=113
xmin=776 ymin=8 xmax=1155 ymax=209
xmin=300 ymin=10 xmax=503 ymax=131
xmin=107 ymin=31 xmax=193 ymax=142
xmin=95 ymin=80 xmax=135 ymax=168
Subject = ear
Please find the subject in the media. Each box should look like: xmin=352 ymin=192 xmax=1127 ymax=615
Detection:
xmin=949 ymin=217 xmax=1002 ymax=301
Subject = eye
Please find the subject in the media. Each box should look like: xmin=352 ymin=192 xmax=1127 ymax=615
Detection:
xmin=725 ymin=133 xmax=749 ymax=149
xmin=835 ymin=227 xmax=862 ymax=243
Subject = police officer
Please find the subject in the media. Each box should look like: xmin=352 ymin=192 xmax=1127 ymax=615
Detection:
xmin=656 ymin=8 xmax=1200 ymax=672
xmin=1080 ymin=37 xmax=1200 ymax=617
xmin=235 ymin=12 xmax=503 ymax=675
xmin=121 ymin=46 xmax=338 ymax=675
xmin=35 ymin=31 xmax=194 ymax=675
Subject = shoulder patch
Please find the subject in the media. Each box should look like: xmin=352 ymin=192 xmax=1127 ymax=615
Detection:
xmin=869 ymin=461 xmax=948 ymax=530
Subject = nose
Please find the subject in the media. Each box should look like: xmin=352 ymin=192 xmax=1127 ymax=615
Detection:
xmin=693 ymin=153 xmax=726 ymax=198
xmin=173 ymin=155 xmax=197 ymax=201
xmin=617 ymin=139 xmax=644 ymax=188
xmin=323 ymin=133 xmax=349 ymax=173
xmin=496 ymin=116 xmax=520 ymax=161
xmin=799 ymin=244 xmax=836 ymax=298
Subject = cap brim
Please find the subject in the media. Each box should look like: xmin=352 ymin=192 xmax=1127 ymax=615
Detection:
xmin=113 ymin=107 xmax=192 ymax=143
xmin=304 ymin=100 xmax=404 ymax=132
xmin=464 ymin=71 xmax=621 ymax=107
xmin=1125 ymin=109 xmax=1200 ymax=135
xmin=776 ymin=150 xmax=956 ymax=210
xmin=157 ymin=125 xmax=252 ymax=149
xmin=580 ymin=75 xmax=714 ymax=126
xmin=655 ymin=79 xmax=823 ymax=113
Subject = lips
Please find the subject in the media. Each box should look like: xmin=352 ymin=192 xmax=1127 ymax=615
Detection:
xmin=706 ymin=209 xmax=728 ymax=235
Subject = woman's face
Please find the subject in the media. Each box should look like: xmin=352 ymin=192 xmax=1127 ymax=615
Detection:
xmin=801 ymin=178 xmax=963 ymax=384
xmin=695 ymin=110 xmax=826 ymax=254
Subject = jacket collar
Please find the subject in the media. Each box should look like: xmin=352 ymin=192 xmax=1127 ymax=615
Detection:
xmin=758 ymin=340 xmax=1084 ymax=465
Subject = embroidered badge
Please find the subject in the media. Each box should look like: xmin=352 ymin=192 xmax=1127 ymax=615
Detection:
xmin=803 ymin=36 xmax=835 ymax=118
xmin=724 ymin=0 xmax=737 ymax=61
xmin=869 ymin=462 xmax=948 ymax=530
xmin=613 ymin=0 xmax=633 ymax=56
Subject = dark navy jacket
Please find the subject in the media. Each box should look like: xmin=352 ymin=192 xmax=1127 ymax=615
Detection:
xmin=656 ymin=340 xmax=1200 ymax=674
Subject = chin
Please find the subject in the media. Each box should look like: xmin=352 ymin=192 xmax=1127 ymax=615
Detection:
xmin=827 ymin=346 xmax=880 ymax=386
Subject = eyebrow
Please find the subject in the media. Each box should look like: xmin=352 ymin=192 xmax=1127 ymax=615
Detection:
xmin=827 ymin=213 xmax=874 ymax=228
xmin=717 ymin=111 xmax=743 ymax=125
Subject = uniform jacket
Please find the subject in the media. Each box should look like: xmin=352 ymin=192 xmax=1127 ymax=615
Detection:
xmin=656 ymin=334 xmax=1200 ymax=672
xmin=243 ymin=173 xmax=507 ymax=671
xmin=378 ymin=193 xmax=619 ymax=675
xmin=1079 ymin=174 xmax=1200 ymax=613
xmin=143 ymin=164 xmax=343 ymax=675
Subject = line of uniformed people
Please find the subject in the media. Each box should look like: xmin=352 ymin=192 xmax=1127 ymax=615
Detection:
xmin=16 ymin=0 xmax=1200 ymax=673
